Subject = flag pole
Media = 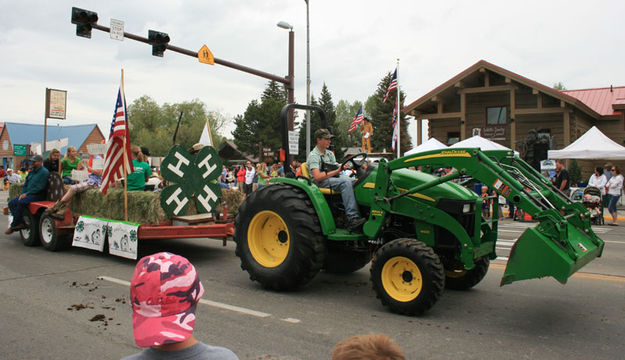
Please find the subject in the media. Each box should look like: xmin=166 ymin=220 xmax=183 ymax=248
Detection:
xmin=395 ymin=58 xmax=400 ymax=158
xmin=121 ymin=69 xmax=129 ymax=222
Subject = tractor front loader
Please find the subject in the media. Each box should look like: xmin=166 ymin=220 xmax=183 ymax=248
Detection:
xmin=234 ymin=104 xmax=604 ymax=315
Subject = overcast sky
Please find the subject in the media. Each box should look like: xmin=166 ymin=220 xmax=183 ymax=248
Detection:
xmin=1 ymin=0 xmax=624 ymax=148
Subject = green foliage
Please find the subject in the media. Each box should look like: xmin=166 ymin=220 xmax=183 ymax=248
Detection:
xmin=296 ymin=83 xmax=347 ymax=161
xmin=335 ymin=99 xmax=364 ymax=149
xmin=569 ymin=159 xmax=582 ymax=185
xmin=128 ymin=96 xmax=227 ymax=156
xmin=553 ymin=82 xmax=567 ymax=90
xmin=233 ymin=81 xmax=287 ymax=157
xmin=366 ymin=72 xmax=411 ymax=156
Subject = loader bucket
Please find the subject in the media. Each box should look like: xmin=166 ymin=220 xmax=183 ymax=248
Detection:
xmin=500 ymin=224 xmax=604 ymax=286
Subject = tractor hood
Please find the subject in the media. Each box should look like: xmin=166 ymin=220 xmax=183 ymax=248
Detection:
xmin=359 ymin=167 xmax=478 ymax=204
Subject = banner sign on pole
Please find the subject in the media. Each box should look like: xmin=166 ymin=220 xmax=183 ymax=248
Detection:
xmin=46 ymin=89 xmax=67 ymax=119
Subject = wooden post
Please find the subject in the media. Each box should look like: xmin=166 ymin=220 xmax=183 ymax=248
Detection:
xmin=563 ymin=110 xmax=571 ymax=147
xmin=510 ymin=88 xmax=516 ymax=150
xmin=460 ymin=92 xmax=467 ymax=140
xmin=416 ymin=119 xmax=422 ymax=146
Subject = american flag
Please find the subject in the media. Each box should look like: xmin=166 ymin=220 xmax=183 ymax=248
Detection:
xmin=383 ymin=68 xmax=398 ymax=103
xmin=100 ymin=86 xmax=134 ymax=194
xmin=391 ymin=106 xmax=399 ymax=151
xmin=347 ymin=106 xmax=364 ymax=133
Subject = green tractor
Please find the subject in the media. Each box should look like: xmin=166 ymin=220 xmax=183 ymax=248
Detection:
xmin=234 ymin=104 xmax=604 ymax=315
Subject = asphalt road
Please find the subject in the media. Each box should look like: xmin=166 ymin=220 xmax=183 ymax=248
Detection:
xmin=0 ymin=214 xmax=624 ymax=360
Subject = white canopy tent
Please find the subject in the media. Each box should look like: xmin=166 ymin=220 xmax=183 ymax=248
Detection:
xmin=450 ymin=135 xmax=519 ymax=155
xmin=404 ymin=137 xmax=447 ymax=156
xmin=548 ymin=126 xmax=625 ymax=160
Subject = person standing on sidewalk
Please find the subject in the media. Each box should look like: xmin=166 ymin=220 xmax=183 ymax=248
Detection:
xmin=606 ymin=165 xmax=624 ymax=226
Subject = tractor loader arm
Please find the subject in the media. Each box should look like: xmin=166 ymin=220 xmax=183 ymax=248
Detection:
xmin=373 ymin=148 xmax=604 ymax=286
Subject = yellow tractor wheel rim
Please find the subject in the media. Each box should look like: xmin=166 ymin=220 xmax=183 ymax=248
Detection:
xmin=248 ymin=210 xmax=290 ymax=268
xmin=381 ymin=256 xmax=423 ymax=302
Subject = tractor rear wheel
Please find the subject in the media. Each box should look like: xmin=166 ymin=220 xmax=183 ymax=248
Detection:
xmin=234 ymin=184 xmax=326 ymax=290
xmin=370 ymin=238 xmax=444 ymax=315
xmin=20 ymin=211 xmax=40 ymax=247
xmin=445 ymin=256 xmax=490 ymax=290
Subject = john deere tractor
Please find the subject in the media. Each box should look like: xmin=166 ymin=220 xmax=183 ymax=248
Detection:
xmin=234 ymin=104 xmax=604 ymax=315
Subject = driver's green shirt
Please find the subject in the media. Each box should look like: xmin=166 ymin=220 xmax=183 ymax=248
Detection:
xmin=306 ymin=145 xmax=338 ymax=172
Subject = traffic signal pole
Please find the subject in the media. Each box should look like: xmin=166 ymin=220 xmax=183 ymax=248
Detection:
xmin=89 ymin=23 xmax=289 ymax=85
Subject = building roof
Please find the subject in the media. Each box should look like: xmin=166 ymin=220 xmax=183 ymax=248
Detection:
xmin=3 ymin=122 xmax=100 ymax=153
xmin=562 ymin=86 xmax=625 ymax=117
xmin=404 ymin=60 xmax=600 ymax=119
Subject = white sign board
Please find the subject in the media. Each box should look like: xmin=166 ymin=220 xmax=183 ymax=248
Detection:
xmin=87 ymin=143 xmax=107 ymax=155
xmin=540 ymin=159 xmax=556 ymax=171
xmin=110 ymin=19 xmax=124 ymax=41
xmin=71 ymin=169 xmax=89 ymax=183
xmin=46 ymin=138 xmax=69 ymax=151
xmin=47 ymin=89 xmax=67 ymax=119
xmin=288 ymin=130 xmax=299 ymax=155
xmin=30 ymin=142 xmax=42 ymax=155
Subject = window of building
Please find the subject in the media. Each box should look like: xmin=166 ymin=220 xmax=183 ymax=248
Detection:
xmin=486 ymin=106 xmax=507 ymax=125
xmin=447 ymin=132 xmax=460 ymax=145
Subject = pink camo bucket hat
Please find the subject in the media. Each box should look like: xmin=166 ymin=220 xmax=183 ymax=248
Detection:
xmin=130 ymin=252 xmax=205 ymax=347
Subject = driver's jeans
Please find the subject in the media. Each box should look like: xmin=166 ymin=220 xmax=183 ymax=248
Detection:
xmin=316 ymin=176 xmax=360 ymax=220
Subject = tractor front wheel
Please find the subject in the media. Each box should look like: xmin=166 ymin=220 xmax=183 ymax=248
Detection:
xmin=371 ymin=238 xmax=444 ymax=315
xmin=445 ymin=256 xmax=490 ymax=290
xmin=234 ymin=184 xmax=326 ymax=290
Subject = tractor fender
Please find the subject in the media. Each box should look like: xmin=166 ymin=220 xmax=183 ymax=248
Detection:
xmin=269 ymin=178 xmax=336 ymax=235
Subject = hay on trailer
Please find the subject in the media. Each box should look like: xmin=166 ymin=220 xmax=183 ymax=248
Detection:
xmin=7 ymin=184 xmax=244 ymax=224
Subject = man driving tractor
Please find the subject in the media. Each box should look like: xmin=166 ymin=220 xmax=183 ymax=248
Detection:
xmin=307 ymin=128 xmax=366 ymax=231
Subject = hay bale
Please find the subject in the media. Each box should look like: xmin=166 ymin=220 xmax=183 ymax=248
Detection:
xmin=7 ymin=183 xmax=244 ymax=223
xmin=9 ymin=183 xmax=22 ymax=200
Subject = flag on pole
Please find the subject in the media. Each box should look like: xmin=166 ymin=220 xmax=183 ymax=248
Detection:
xmin=100 ymin=85 xmax=134 ymax=194
xmin=347 ymin=106 xmax=364 ymax=133
xmin=199 ymin=119 xmax=213 ymax=146
xmin=383 ymin=68 xmax=398 ymax=103
xmin=391 ymin=106 xmax=399 ymax=151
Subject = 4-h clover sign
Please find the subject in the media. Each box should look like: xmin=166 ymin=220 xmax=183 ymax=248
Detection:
xmin=160 ymin=145 xmax=223 ymax=217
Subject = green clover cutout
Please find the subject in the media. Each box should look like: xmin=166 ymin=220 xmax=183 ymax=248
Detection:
xmin=160 ymin=145 xmax=223 ymax=217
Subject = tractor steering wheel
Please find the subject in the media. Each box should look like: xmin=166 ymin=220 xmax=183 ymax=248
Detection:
xmin=340 ymin=152 xmax=369 ymax=180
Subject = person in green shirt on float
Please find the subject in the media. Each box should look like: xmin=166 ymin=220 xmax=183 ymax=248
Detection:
xmin=61 ymin=146 xmax=84 ymax=184
xmin=126 ymin=146 xmax=152 ymax=191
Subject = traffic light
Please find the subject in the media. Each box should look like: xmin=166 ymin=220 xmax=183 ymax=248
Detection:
xmin=148 ymin=30 xmax=170 ymax=57
xmin=71 ymin=7 xmax=98 ymax=39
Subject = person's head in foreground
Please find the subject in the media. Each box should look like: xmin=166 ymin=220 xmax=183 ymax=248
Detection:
xmin=130 ymin=252 xmax=204 ymax=348
xmin=332 ymin=333 xmax=405 ymax=360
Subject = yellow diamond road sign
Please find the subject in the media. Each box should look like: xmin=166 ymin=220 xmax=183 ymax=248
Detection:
xmin=198 ymin=45 xmax=214 ymax=65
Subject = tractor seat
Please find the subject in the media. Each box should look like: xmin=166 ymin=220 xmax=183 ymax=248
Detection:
xmin=300 ymin=163 xmax=341 ymax=195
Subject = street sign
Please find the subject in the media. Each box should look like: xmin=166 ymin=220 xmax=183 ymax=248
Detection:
xmin=110 ymin=19 xmax=124 ymax=41
xmin=198 ymin=45 xmax=214 ymax=65
xmin=288 ymin=130 xmax=299 ymax=155
xmin=13 ymin=144 xmax=27 ymax=156
xmin=46 ymin=89 xmax=67 ymax=119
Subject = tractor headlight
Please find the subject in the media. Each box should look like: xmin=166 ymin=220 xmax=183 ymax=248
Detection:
xmin=463 ymin=203 xmax=471 ymax=213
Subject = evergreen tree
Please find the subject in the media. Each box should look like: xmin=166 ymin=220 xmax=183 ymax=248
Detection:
xmin=233 ymin=80 xmax=288 ymax=158
xmin=366 ymin=72 xmax=411 ymax=157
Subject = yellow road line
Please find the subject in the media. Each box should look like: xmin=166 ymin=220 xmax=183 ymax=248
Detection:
xmin=489 ymin=264 xmax=625 ymax=283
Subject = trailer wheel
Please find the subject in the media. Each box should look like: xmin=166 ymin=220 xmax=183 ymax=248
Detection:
xmin=445 ymin=256 xmax=490 ymax=290
xmin=371 ymin=238 xmax=444 ymax=315
xmin=323 ymin=245 xmax=370 ymax=274
xmin=20 ymin=211 xmax=40 ymax=247
xmin=39 ymin=214 xmax=71 ymax=252
xmin=235 ymin=184 xmax=326 ymax=290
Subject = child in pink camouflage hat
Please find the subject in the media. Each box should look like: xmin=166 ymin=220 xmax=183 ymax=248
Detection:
xmin=122 ymin=252 xmax=238 ymax=360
